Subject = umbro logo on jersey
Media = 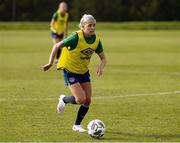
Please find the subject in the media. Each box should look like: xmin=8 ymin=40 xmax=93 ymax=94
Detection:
xmin=81 ymin=48 xmax=94 ymax=56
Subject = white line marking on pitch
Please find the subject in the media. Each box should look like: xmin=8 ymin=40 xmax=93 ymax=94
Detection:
xmin=113 ymin=70 xmax=180 ymax=76
xmin=94 ymin=90 xmax=180 ymax=99
xmin=0 ymin=90 xmax=180 ymax=102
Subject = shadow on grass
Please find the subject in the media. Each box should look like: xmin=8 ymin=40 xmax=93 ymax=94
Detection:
xmin=103 ymin=131 xmax=180 ymax=141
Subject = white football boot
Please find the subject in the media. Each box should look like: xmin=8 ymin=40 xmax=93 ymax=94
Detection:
xmin=57 ymin=95 xmax=66 ymax=114
xmin=72 ymin=125 xmax=87 ymax=132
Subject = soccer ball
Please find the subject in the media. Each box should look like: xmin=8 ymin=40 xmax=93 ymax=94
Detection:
xmin=87 ymin=119 xmax=106 ymax=138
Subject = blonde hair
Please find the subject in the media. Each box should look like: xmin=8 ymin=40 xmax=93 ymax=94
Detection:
xmin=79 ymin=14 xmax=96 ymax=29
xmin=59 ymin=2 xmax=68 ymax=12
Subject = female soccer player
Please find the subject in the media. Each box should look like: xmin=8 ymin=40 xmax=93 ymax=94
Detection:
xmin=41 ymin=14 xmax=107 ymax=132
xmin=50 ymin=2 xmax=69 ymax=62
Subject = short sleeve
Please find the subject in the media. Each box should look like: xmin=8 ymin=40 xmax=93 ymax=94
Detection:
xmin=52 ymin=12 xmax=58 ymax=20
xmin=63 ymin=33 xmax=78 ymax=50
xmin=95 ymin=40 xmax=104 ymax=54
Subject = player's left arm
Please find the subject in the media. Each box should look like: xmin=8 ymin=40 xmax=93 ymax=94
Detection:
xmin=96 ymin=52 xmax=107 ymax=76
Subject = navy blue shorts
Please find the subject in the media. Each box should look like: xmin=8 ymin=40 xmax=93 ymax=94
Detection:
xmin=51 ymin=32 xmax=64 ymax=39
xmin=63 ymin=70 xmax=90 ymax=86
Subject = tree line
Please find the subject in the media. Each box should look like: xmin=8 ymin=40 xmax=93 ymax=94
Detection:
xmin=0 ymin=0 xmax=180 ymax=21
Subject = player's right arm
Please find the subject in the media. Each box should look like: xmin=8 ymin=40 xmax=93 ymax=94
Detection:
xmin=50 ymin=19 xmax=56 ymax=33
xmin=40 ymin=33 xmax=77 ymax=71
xmin=40 ymin=41 xmax=64 ymax=71
xmin=50 ymin=13 xmax=58 ymax=33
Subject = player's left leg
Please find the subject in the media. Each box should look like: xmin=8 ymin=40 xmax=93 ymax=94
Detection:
xmin=81 ymin=82 xmax=92 ymax=105
xmin=74 ymin=82 xmax=92 ymax=126
xmin=72 ymin=82 xmax=91 ymax=132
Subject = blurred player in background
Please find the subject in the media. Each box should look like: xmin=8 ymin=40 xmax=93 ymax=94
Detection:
xmin=50 ymin=1 xmax=69 ymax=63
xmin=41 ymin=14 xmax=107 ymax=132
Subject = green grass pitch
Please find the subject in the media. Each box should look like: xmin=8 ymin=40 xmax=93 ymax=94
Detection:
xmin=0 ymin=28 xmax=180 ymax=142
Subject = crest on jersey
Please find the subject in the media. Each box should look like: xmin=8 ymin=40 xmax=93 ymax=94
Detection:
xmin=81 ymin=48 xmax=94 ymax=56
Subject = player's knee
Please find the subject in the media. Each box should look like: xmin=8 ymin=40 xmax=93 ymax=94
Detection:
xmin=76 ymin=96 xmax=86 ymax=104
xmin=85 ymin=98 xmax=91 ymax=105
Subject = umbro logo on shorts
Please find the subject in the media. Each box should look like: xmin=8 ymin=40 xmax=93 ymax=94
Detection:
xmin=81 ymin=48 xmax=94 ymax=56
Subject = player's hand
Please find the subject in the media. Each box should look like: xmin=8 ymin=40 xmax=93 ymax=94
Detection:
xmin=96 ymin=66 xmax=103 ymax=76
xmin=40 ymin=63 xmax=53 ymax=71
